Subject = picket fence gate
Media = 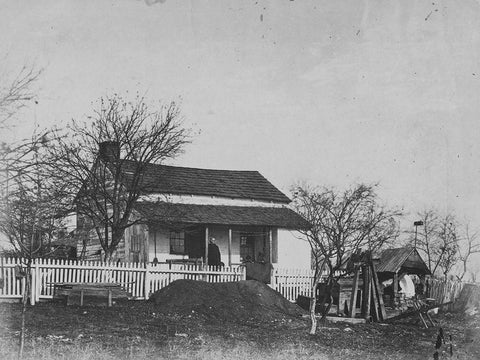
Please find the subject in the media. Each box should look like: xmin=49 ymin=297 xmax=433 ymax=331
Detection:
xmin=0 ymin=258 xmax=245 ymax=305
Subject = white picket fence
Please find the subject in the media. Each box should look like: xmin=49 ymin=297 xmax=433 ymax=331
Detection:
xmin=270 ymin=268 xmax=315 ymax=301
xmin=0 ymin=258 xmax=246 ymax=304
xmin=270 ymin=267 xmax=346 ymax=301
xmin=0 ymin=257 xmax=350 ymax=304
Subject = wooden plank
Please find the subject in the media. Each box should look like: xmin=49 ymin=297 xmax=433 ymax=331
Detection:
xmin=204 ymin=227 xmax=209 ymax=266
xmin=370 ymin=279 xmax=379 ymax=321
xmin=362 ymin=267 xmax=372 ymax=320
xmin=371 ymin=262 xmax=387 ymax=321
xmin=228 ymin=228 xmax=232 ymax=267
xmin=326 ymin=316 xmax=366 ymax=324
xmin=349 ymin=268 xmax=360 ymax=318
xmin=384 ymin=301 xmax=453 ymax=322
xmin=393 ymin=272 xmax=399 ymax=307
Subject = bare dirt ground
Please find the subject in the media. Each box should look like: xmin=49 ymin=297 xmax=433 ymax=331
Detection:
xmin=0 ymin=279 xmax=479 ymax=360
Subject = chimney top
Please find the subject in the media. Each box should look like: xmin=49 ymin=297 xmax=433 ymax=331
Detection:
xmin=99 ymin=141 xmax=120 ymax=162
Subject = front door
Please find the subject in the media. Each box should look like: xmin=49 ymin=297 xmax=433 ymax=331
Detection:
xmin=185 ymin=226 xmax=205 ymax=260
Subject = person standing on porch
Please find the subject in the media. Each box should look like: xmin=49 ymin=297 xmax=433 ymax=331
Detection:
xmin=208 ymin=237 xmax=222 ymax=266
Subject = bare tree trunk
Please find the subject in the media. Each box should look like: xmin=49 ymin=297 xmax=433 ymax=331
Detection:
xmin=309 ymin=261 xmax=326 ymax=335
xmin=104 ymin=249 xmax=113 ymax=262
xmin=309 ymin=279 xmax=319 ymax=335
xmin=315 ymin=275 xmax=335 ymax=321
xmin=19 ymin=264 xmax=31 ymax=359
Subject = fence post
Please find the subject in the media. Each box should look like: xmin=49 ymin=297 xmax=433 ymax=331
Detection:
xmin=29 ymin=264 xmax=36 ymax=305
xmin=29 ymin=261 xmax=36 ymax=306
xmin=144 ymin=264 xmax=151 ymax=300
xmin=34 ymin=260 xmax=41 ymax=304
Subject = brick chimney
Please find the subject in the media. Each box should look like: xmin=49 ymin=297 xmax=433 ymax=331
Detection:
xmin=98 ymin=141 xmax=120 ymax=162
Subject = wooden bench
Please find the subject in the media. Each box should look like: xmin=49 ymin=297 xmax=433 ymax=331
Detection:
xmin=53 ymin=283 xmax=130 ymax=307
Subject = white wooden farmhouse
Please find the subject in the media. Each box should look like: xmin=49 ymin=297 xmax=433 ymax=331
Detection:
xmin=77 ymin=142 xmax=310 ymax=269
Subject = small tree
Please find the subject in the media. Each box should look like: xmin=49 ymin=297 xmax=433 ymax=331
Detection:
xmin=456 ymin=223 xmax=480 ymax=281
xmin=409 ymin=210 xmax=460 ymax=278
xmin=434 ymin=214 xmax=459 ymax=278
xmin=292 ymin=183 xmax=401 ymax=334
xmin=0 ymin=131 xmax=63 ymax=359
xmin=410 ymin=210 xmax=439 ymax=272
xmin=46 ymin=94 xmax=189 ymax=261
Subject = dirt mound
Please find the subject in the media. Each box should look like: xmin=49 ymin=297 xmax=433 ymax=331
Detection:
xmin=456 ymin=283 xmax=480 ymax=315
xmin=150 ymin=279 xmax=305 ymax=323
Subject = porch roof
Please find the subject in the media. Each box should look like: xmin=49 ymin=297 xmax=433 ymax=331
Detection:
xmin=134 ymin=202 xmax=309 ymax=229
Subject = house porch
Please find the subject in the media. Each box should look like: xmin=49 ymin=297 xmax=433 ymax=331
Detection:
xmin=134 ymin=201 xmax=309 ymax=268
xmin=147 ymin=224 xmax=278 ymax=267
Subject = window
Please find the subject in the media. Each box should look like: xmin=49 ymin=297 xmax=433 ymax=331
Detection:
xmin=240 ymin=234 xmax=255 ymax=261
xmin=130 ymin=227 xmax=141 ymax=252
xmin=170 ymin=231 xmax=186 ymax=254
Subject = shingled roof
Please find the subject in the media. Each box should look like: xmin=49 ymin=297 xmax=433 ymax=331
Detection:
xmin=120 ymin=160 xmax=291 ymax=203
xmin=134 ymin=202 xmax=309 ymax=229
xmin=376 ymin=247 xmax=431 ymax=275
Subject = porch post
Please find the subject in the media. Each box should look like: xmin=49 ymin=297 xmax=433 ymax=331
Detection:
xmin=268 ymin=228 xmax=273 ymax=263
xmin=228 ymin=228 xmax=232 ymax=267
xmin=204 ymin=226 xmax=209 ymax=266
xmin=393 ymin=272 xmax=399 ymax=307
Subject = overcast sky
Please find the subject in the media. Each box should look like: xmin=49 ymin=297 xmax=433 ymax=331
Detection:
xmin=2 ymin=0 xmax=480 ymax=243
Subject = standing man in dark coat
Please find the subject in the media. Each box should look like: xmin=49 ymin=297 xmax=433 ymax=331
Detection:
xmin=208 ymin=237 xmax=222 ymax=266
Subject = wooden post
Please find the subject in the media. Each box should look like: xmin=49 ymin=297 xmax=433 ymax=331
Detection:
xmin=30 ymin=263 xmax=36 ymax=306
xmin=34 ymin=261 xmax=41 ymax=304
xmin=371 ymin=262 xmax=387 ymax=321
xmin=370 ymin=280 xmax=379 ymax=321
xmin=108 ymin=289 xmax=112 ymax=307
xmin=144 ymin=264 xmax=151 ymax=300
xmin=228 ymin=228 xmax=232 ymax=267
xmin=80 ymin=289 xmax=84 ymax=307
xmin=363 ymin=266 xmax=372 ymax=320
xmin=204 ymin=226 xmax=209 ymax=267
xmin=349 ymin=267 xmax=360 ymax=318
xmin=393 ymin=272 xmax=399 ymax=308
xmin=268 ymin=228 xmax=273 ymax=263
xmin=153 ymin=230 xmax=157 ymax=260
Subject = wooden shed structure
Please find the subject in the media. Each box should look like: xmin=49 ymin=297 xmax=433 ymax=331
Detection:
xmin=376 ymin=247 xmax=431 ymax=306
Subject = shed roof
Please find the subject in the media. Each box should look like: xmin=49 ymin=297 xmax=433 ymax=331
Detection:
xmin=134 ymin=202 xmax=309 ymax=229
xmin=376 ymin=247 xmax=431 ymax=275
xmin=120 ymin=160 xmax=291 ymax=203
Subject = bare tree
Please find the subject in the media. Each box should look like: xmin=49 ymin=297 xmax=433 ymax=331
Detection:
xmin=409 ymin=210 xmax=460 ymax=278
xmin=0 ymin=131 xmax=61 ymax=253
xmin=0 ymin=64 xmax=41 ymax=128
xmin=45 ymin=94 xmax=189 ymax=261
xmin=457 ymin=223 xmax=480 ymax=281
xmin=291 ymin=183 xmax=401 ymax=334
xmin=410 ymin=210 xmax=439 ymax=272
xmin=434 ymin=214 xmax=459 ymax=278
xmin=0 ymin=130 xmax=64 ymax=359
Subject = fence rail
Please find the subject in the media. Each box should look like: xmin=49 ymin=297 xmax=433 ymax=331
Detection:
xmin=0 ymin=258 xmax=245 ymax=304
xmin=0 ymin=257 xmax=465 ymax=307
xmin=427 ymin=278 xmax=464 ymax=310
xmin=270 ymin=267 xmax=346 ymax=301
